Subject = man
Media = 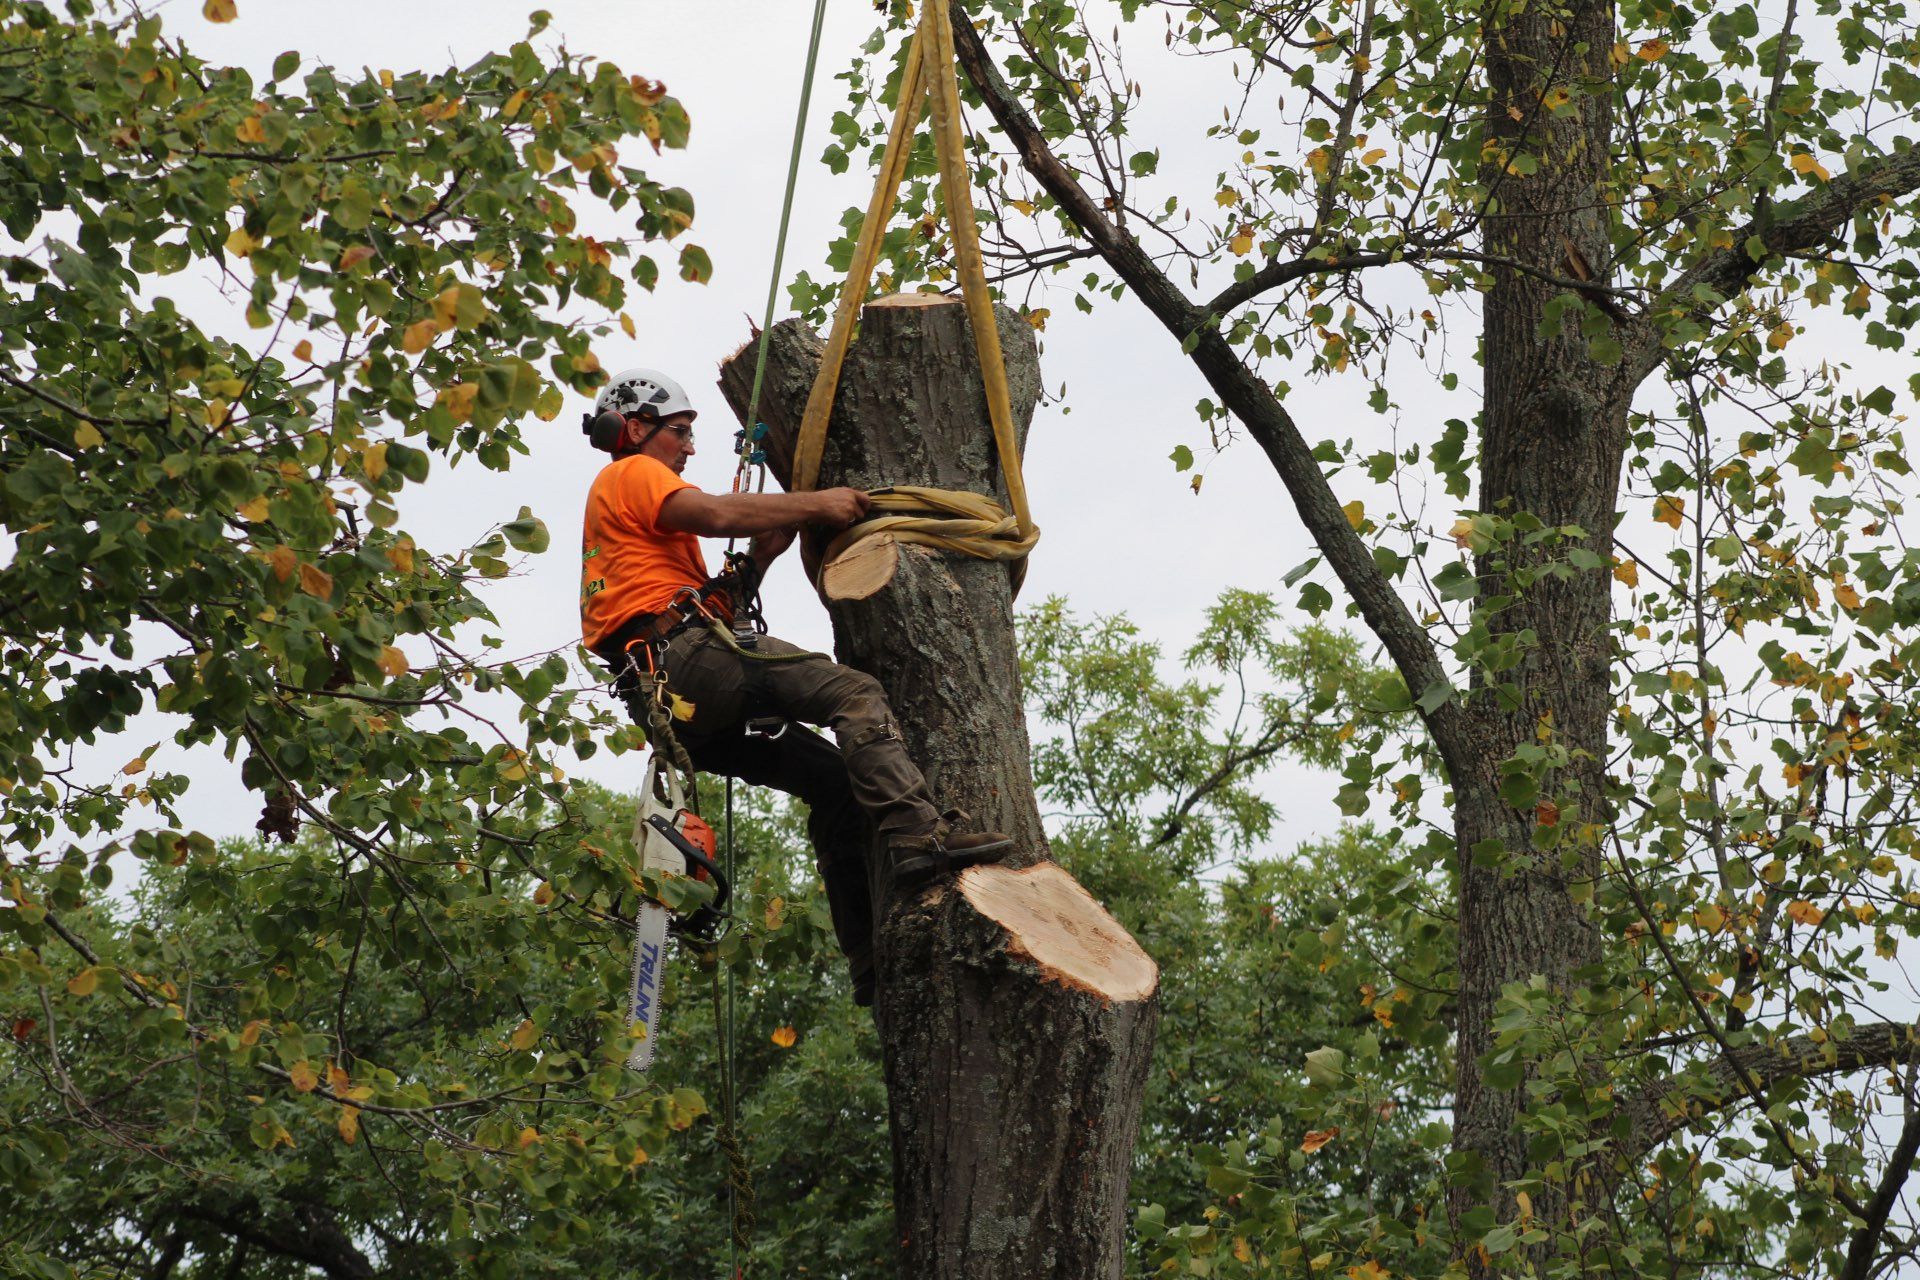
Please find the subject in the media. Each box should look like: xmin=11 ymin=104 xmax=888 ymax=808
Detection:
xmin=579 ymin=367 xmax=1012 ymax=1005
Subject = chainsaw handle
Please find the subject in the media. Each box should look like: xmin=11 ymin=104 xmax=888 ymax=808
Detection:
xmin=646 ymin=814 xmax=732 ymax=923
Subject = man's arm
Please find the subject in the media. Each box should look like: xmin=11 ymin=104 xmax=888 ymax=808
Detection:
xmin=658 ymin=487 xmax=869 ymax=538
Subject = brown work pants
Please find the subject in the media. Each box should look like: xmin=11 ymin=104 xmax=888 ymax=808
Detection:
xmin=603 ymin=625 xmax=940 ymax=983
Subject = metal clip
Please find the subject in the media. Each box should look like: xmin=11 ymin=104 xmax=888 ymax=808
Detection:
xmin=745 ymin=717 xmax=788 ymax=741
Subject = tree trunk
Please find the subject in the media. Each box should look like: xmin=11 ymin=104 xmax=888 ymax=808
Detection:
xmin=1451 ymin=0 xmax=1621 ymax=1264
xmin=718 ymin=293 xmax=1160 ymax=1279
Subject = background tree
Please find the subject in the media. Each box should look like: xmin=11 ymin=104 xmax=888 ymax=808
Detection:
xmin=5 ymin=589 xmax=1418 ymax=1279
xmin=0 ymin=2 xmax=722 ymax=1271
xmin=809 ymin=0 xmax=1920 ymax=1275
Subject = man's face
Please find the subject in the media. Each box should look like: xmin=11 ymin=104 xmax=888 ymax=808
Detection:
xmin=630 ymin=411 xmax=697 ymax=473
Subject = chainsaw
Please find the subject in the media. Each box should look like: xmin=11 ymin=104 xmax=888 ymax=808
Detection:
xmin=625 ymin=754 xmax=730 ymax=1073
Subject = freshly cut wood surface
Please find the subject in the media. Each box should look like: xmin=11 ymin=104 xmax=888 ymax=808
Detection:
xmin=868 ymin=291 xmax=952 ymax=308
xmin=959 ymin=862 xmax=1158 ymax=1003
xmin=820 ymin=531 xmax=901 ymax=601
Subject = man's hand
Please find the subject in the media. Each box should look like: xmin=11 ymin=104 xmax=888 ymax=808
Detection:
xmin=810 ymin=487 xmax=871 ymax=529
xmin=750 ymin=526 xmax=796 ymax=569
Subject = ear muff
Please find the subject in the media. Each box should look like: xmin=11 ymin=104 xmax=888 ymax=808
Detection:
xmin=582 ymin=409 xmax=628 ymax=453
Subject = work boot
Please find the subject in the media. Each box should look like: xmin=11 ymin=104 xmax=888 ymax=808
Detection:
xmin=886 ymin=809 xmax=1013 ymax=888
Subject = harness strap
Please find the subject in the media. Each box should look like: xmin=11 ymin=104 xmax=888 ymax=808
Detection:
xmin=786 ymin=1 xmax=1039 ymax=594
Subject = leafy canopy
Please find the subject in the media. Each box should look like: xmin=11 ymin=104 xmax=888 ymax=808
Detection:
xmin=0 ymin=0 xmax=728 ymax=1269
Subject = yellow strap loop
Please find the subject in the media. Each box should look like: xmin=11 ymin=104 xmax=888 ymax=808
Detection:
xmin=790 ymin=2 xmax=1038 ymax=588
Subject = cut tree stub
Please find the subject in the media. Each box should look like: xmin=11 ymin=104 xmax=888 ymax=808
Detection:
xmin=718 ymin=293 xmax=1159 ymax=1280
xmin=819 ymin=529 xmax=902 ymax=602
xmin=959 ymin=863 xmax=1158 ymax=1002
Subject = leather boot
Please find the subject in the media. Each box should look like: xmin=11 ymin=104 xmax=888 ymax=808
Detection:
xmin=886 ymin=809 xmax=1013 ymax=888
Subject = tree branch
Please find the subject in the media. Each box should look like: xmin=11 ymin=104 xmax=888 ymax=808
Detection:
xmin=1620 ymin=1018 xmax=1920 ymax=1163
xmin=948 ymin=3 xmax=1475 ymax=775
xmin=1840 ymin=1099 xmax=1920 ymax=1280
xmin=167 ymin=1200 xmax=374 ymax=1280
xmin=1625 ymin=146 xmax=1920 ymax=386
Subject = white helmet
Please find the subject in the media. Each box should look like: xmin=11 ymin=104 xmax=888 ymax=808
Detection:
xmin=583 ymin=367 xmax=697 ymax=454
xmin=595 ymin=367 xmax=696 ymax=423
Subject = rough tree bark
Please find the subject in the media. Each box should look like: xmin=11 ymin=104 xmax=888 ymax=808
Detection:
xmin=1448 ymin=0 xmax=1621 ymax=1255
xmin=718 ymin=293 xmax=1160 ymax=1280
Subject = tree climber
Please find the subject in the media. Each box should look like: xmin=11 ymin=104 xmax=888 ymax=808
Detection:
xmin=580 ymin=367 xmax=1014 ymax=1005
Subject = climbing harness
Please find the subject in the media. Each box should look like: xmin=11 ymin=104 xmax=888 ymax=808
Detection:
xmin=789 ymin=0 xmax=1039 ymax=590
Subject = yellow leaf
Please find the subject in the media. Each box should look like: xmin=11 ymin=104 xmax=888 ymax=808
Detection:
xmin=376 ymin=646 xmax=409 ymax=678
xmin=1190 ymin=474 xmax=1204 ymax=496
xmin=238 ymin=1019 xmax=267 ymax=1047
xmin=1612 ymin=558 xmax=1639 ymax=587
xmin=502 ymin=88 xmax=530 ymax=119
xmin=1215 ymin=187 xmax=1239 ymax=206
xmin=1301 ymin=1126 xmax=1340 ymax=1153
xmin=432 ymin=285 xmax=464 ymax=330
xmin=386 ymin=538 xmax=415 ymax=575
xmin=292 ymin=339 xmax=314 ymax=363
xmin=1835 ymin=580 xmax=1862 ymax=610
xmin=224 ymin=226 xmax=261 ymax=257
xmin=1516 ymin=1190 xmax=1533 ymax=1224
xmin=1449 ymin=517 xmax=1474 ymax=548
xmin=1693 ymin=903 xmax=1725 ymax=933
xmin=1233 ymin=1237 xmax=1253 ymax=1263
xmin=1360 ymin=147 xmax=1387 ymax=165
xmin=532 ymin=881 xmax=555 ymax=906
xmin=298 ymin=562 xmax=334 ymax=601
xmin=510 ymin=1018 xmax=539 ymax=1051
xmin=337 ymin=245 xmax=375 ymax=271
xmin=73 ymin=421 xmax=104 ymax=449
xmin=1768 ymin=322 xmax=1796 ymax=350
xmin=1348 ymin=1262 xmax=1389 ymax=1280
xmin=268 ymin=545 xmax=297 ymax=582
xmin=1653 ymin=495 xmax=1685 ymax=529
xmin=401 ymin=319 xmax=440 ymax=355
xmin=122 ymin=756 xmax=146 ymax=776
xmin=1025 ymin=308 xmax=1050 ymax=331
xmin=288 ymin=1060 xmax=318 ymax=1092
xmin=203 ymin=0 xmax=237 ymax=20
xmin=66 ymin=967 xmax=101 ymax=997
xmin=620 ymin=311 xmax=636 ymax=340
xmin=1306 ymin=148 xmax=1330 ymax=175
xmin=363 ymin=442 xmax=388 ymax=482
xmin=1790 ymin=152 xmax=1831 ymax=182
xmin=437 ymin=382 xmax=478 ymax=424
xmin=763 ymin=897 xmax=786 ymax=930
xmin=516 ymin=1126 xmax=541 ymax=1149
xmin=771 ymin=1025 xmax=798 ymax=1049
xmin=1229 ymin=233 xmax=1254 ymax=256
xmin=1636 ymin=39 xmax=1669 ymax=60
xmin=1008 ymin=198 xmax=1035 ymax=215
xmin=1786 ymin=900 xmax=1826 ymax=926
xmin=338 ymin=1105 xmax=360 ymax=1144
xmin=1342 ymin=500 xmax=1366 ymax=530
xmin=1784 ymin=762 xmax=1809 ymax=787
xmin=238 ymin=495 xmax=270 ymax=522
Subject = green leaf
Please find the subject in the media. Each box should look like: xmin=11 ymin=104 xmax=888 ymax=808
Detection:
xmin=502 ymin=507 xmax=550 ymax=554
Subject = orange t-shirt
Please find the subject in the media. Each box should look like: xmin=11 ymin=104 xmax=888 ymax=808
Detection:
xmin=580 ymin=455 xmax=710 ymax=647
